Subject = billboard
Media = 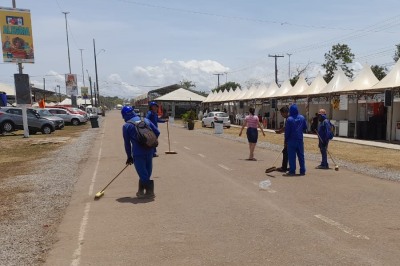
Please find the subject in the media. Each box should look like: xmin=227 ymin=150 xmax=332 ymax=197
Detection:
xmin=65 ymin=74 xmax=78 ymax=96
xmin=81 ymin=86 xmax=88 ymax=99
xmin=0 ymin=7 xmax=34 ymax=63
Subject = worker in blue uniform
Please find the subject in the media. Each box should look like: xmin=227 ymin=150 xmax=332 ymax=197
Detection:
xmin=122 ymin=106 xmax=160 ymax=198
xmin=146 ymin=101 xmax=166 ymax=157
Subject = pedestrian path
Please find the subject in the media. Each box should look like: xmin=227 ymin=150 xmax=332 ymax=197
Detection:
xmin=231 ymin=125 xmax=400 ymax=151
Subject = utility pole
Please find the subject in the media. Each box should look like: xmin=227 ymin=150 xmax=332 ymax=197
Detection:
xmin=268 ymin=54 xmax=284 ymax=85
xmin=62 ymin=12 xmax=71 ymax=73
xmin=57 ymin=85 xmax=61 ymax=103
xmin=287 ymin=53 xmax=292 ymax=79
xmin=88 ymin=76 xmax=93 ymax=106
xmin=213 ymin=73 xmax=224 ymax=88
xmin=93 ymin=39 xmax=99 ymax=107
xmin=79 ymin=49 xmax=85 ymax=86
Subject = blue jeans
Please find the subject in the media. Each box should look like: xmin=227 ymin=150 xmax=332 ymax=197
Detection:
xmin=319 ymin=142 xmax=329 ymax=167
xmin=133 ymin=153 xmax=153 ymax=184
xmin=287 ymin=140 xmax=306 ymax=175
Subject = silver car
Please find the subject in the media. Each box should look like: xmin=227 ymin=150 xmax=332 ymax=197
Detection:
xmin=202 ymin=112 xmax=231 ymax=128
xmin=32 ymin=109 xmax=65 ymax=129
xmin=0 ymin=107 xmax=56 ymax=134
xmin=45 ymin=108 xmax=87 ymax=126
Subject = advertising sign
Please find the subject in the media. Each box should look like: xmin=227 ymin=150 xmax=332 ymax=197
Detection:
xmin=65 ymin=74 xmax=78 ymax=96
xmin=339 ymin=94 xmax=348 ymax=110
xmin=0 ymin=7 xmax=34 ymax=63
xmin=14 ymin=73 xmax=31 ymax=104
xmin=81 ymin=86 xmax=88 ymax=99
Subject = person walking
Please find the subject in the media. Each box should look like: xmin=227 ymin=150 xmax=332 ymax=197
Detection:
xmin=316 ymin=109 xmax=331 ymax=169
xmin=146 ymin=101 xmax=166 ymax=157
xmin=310 ymin=112 xmax=319 ymax=133
xmin=239 ymin=107 xmax=265 ymax=161
xmin=122 ymin=106 xmax=160 ymax=198
xmin=284 ymin=104 xmax=307 ymax=176
xmin=275 ymin=106 xmax=289 ymax=172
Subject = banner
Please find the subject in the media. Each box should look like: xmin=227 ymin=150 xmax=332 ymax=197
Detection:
xmin=14 ymin=73 xmax=31 ymax=104
xmin=0 ymin=7 xmax=34 ymax=63
xmin=65 ymin=74 xmax=78 ymax=96
xmin=339 ymin=95 xmax=348 ymax=110
xmin=81 ymin=86 xmax=88 ymax=99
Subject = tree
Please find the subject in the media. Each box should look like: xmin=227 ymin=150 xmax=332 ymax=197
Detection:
xmin=289 ymin=62 xmax=311 ymax=86
xmin=322 ymin=43 xmax=355 ymax=83
xmin=393 ymin=44 xmax=400 ymax=62
xmin=180 ymin=80 xmax=196 ymax=90
xmin=212 ymin=81 xmax=241 ymax=93
xmin=371 ymin=65 xmax=387 ymax=81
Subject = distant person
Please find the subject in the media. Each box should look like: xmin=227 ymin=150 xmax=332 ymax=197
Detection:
xmin=310 ymin=112 xmax=319 ymax=133
xmin=275 ymin=106 xmax=289 ymax=172
xmin=122 ymin=106 xmax=160 ymax=198
xmin=284 ymin=104 xmax=307 ymax=176
xmin=146 ymin=101 xmax=166 ymax=157
xmin=239 ymin=107 xmax=265 ymax=161
xmin=316 ymin=109 xmax=331 ymax=169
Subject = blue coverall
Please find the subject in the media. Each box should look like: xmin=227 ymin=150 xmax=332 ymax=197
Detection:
xmin=123 ymin=116 xmax=160 ymax=185
xmin=317 ymin=114 xmax=331 ymax=168
xmin=284 ymin=104 xmax=307 ymax=175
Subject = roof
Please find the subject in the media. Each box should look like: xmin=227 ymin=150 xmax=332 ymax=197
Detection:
xmin=341 ymin=64 xmax=379 ymax=92
xmin=270 ymin=80 xmax=292 ymax=98
xmin=0 ymin=83 xmax=15 ymax=95
xmin=371 ymin=59 xmax=400 ymax=90
xmin=299 ymin=75 xmax=327 ymax=96
xmin=285 ymin=76 xmax=309 ymax=97
xmin=154 ymin=88 xmax=206 ymax=102
xmin=318 ymin=69 xmax=350 ymax=94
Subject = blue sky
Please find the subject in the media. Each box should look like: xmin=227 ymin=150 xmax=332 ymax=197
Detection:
xmin=0 ymin=0 xmax=399 ymax=98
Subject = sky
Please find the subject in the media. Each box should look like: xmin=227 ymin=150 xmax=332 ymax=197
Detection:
xmin=0 ymin=0 xmax=399 ymax=98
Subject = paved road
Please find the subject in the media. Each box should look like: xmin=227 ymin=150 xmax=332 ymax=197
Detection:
xmin=45 ymin=110 xmax=400 ymax=266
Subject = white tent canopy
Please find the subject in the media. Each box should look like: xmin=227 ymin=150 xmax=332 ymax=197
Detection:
xmin=253 ymin=83 xmax=268 ymax=99
xmin=0 ymin=83 xmax=15 ymax=95
xmin=59 ymin=98 xmax=90 ymax=106
xmin=260 ymin=82 xmax=279 ymax=98
xmin=318 ymin=69 xmax=350 ymax=94
xmin=233 ymin=87 xmax=248 ymax=101
xmin=285 ymin=75 xmax=309 ymax=97
xmin=299 ymin=75 xmax=327 ymax=96
xmin=243 ymin=84 xmax=257 ymax=100
xmin=341 ymin=64 xmax=379 ymax=92
xmin=155 ymin=88 xmax=206 ymax=102
xmin=371 ymin=59 xmax=400 ymax=90
xmin=270 ymin=80 xmax=292 ymax=98
xmin=226 ymin=88 xmax=242 ymax=101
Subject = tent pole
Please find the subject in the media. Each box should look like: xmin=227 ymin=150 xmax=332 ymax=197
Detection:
xmin=354 ymin=92 xmax=358 ymax=139
xmin=389 ymin=87 xmax=395 ymax=142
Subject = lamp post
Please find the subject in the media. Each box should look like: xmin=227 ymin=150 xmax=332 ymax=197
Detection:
xmin=62 ymin=11 xmax=77 ymax=107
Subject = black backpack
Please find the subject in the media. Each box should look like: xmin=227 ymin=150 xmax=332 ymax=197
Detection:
xmin=128 ymin=118 xmax=158 ymax=148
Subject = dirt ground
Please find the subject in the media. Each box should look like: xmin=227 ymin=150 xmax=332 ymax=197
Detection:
xmin=0 ymin=124 xmax=91 ymax=221
xmin=190 ymin=120 xmax=400 ymax=171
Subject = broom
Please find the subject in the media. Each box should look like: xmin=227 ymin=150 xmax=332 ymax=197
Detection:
xmin=94 ymin=164 xmax=129 ymax=200
xmin=265 ymin=151 xmax=283 ymax=173
xmin=165 ymin=121 xmax=177 ymax=154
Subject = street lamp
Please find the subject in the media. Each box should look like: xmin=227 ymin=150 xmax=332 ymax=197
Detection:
xmin=93 ymin=38 xmax=105 ymax=108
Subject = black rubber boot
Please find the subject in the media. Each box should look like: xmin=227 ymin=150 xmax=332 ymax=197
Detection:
xmin=136 ymin=180 xmax=145 ymax=198
xmin=144 ymin=180 xmax=155 ymax=198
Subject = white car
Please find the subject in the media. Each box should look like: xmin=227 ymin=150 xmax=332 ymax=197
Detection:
xmin=45 ymin=108 xmax=88 ymax=126
xmin=202 ymin=112 xmax=231 ymax=128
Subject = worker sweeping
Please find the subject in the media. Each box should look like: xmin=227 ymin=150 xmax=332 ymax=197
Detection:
xmin=122 ymin=106 xmax=160 ymax=198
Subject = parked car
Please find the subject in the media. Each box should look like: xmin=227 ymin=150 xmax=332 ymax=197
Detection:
xmin=47 ymin=106 xmax=88 ymax=119
xmin=32 ymin=108 xmax=65 ymax=129
xmin=202 ymin=112 xmax=231 ymax=128
xmin=45 ymin=108 xmax=88 ymax=126
xmin=0 ymin=107 xmax=56 ymax=134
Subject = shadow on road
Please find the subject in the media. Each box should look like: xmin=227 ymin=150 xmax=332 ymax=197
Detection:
xmin=116 ymin=197 xmax=155 ymax=204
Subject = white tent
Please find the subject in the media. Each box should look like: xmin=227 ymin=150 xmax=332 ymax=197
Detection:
xmin=285 ymin=75 xmax=309 ymax=97
xmin=270 ymin=80 xmax=292 ymax=98
xmin=217 ymin=90 xmax=230 ymax=102
xmin=203 ymin=91 xmax=214 ymax=103
xmin=234 ymin=87 xmax=249 ymax=101
xmin=253 ymin=83 xmax=268 ymax=99
xmin=155 ymin=88 xmax=206 ymax=102
xmin=370 ymin=59 xmax=400 ymax=90
xmin=243 ymin=85 xmax=258 ymax=100
xmin=260 ymin=82 xmax=279 ymax=98
xmin=226 ymin=88 xmax=241 ymax=101
xmin=318 ymin=69 xmax=350 ymax=94
xmin=341 ymin=64 xmax=379 ymax=92
xmin=58 ymin=98 xmax=90 ymax=106
xmin=299 ymin=75 xmax=327 ymax=96
xmin=0 ymin=83 xmax=15 ymax=95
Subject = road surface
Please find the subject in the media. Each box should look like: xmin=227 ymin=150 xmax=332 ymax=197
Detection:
xmin=45 ymin=110 xmax=400 ymax=266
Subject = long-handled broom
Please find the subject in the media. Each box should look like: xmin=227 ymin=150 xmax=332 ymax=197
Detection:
xmin=265 ymin=151 xmax=283 ymax=173
xmin=94 ymin=164 xmax=129 ymax=200
xmin=165 ymin=121 xmax=177 ymax=154
xmin=315 ymin=130 xmax=339 ymax=171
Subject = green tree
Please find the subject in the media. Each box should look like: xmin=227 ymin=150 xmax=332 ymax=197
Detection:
xmin=371 ymin=65 xmax=387 ymax=81
xmin=289 ymin=62 xmax=311 ymax=86
xmin=180 ymin=80 xmax=196 ymax=90
xmin=322 ymin=43 xmax=355 ymax=83
xmin=393 ymin=44 xmax=400 ymax=62
xmin=212 ymin=81 xmax=241 ymax=93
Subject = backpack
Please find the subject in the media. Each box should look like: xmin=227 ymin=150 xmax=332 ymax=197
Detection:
xmin=325 ymin=119 xmax=335 ymax=140
xmin=128 ymin=118 xmax=158 ymax=148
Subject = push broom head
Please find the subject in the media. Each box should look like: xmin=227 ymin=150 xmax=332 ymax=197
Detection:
xmin=335 ymin=165 xmax=339 ymax=171
xmin=165 ymin=151 xmax=177 ymax=154
xmin=265 ymin=166 xmax=277 ymax=173
xmin=94 ymin=191 xmax=104 ymax=200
